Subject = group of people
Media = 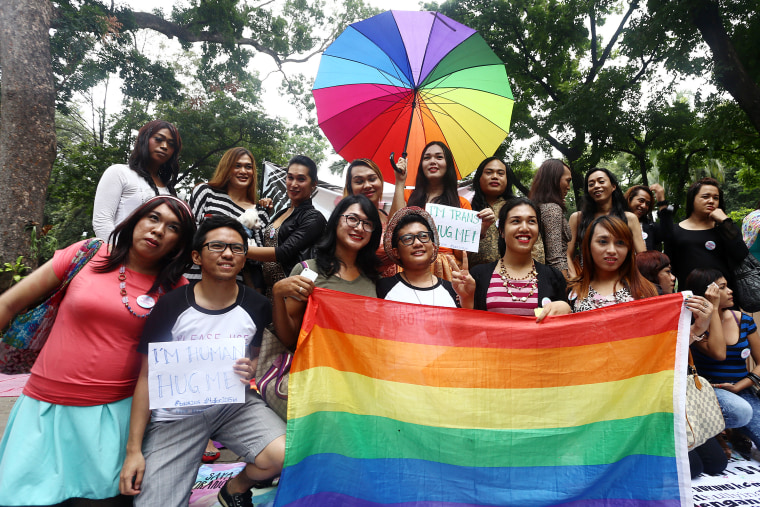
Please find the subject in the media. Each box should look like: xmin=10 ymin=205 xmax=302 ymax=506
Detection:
xmin=0 ymin=118 xmax=758 ymax=506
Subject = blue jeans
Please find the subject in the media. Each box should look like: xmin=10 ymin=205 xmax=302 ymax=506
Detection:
xmin=714 ymin=388 xmax=760 ymax=447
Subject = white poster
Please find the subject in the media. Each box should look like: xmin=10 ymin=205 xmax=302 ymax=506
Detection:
xmin=425 ymin=203 xmax=481 ymax=252
xmin=148 ymin=337 xmax=246 ymax=409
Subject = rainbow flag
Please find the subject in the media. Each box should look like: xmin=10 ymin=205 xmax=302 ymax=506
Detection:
xmin=275 ymin=289 xmax=692 ymax=506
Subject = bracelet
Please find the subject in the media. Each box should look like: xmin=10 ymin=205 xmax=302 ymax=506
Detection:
xmin=747 ymin=372 xmax=760 ymax=386
xmin=691 ymin=331 xmax=709 ymax=342
xmin=656 ymin=200 xmax=668 ymax=207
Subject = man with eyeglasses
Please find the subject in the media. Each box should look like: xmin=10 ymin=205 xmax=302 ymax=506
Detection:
xmin=120 ymin=215 xmax=286 ymax=507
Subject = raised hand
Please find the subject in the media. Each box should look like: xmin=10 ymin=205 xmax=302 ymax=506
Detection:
xmin=448 ymin=254 xmax=475 ymax=309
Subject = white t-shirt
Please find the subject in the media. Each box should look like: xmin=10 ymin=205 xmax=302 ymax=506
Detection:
xmin=376 ymin=273 xmax=459 ymax=308
xmin=92 ymin=164 xmax=169 ymax=240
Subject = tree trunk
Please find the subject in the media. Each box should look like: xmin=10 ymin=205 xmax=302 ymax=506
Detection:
xmin=0 ymin=0 xmax=57 ymax=266
xmin=690 ymin=0 xmax=760 ymax=137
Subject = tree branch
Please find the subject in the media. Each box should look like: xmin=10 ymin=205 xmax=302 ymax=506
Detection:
xmin=586 ymin=0 xmax=640 ymax=84
xmin=129 ymin=11 xmax=326 ymax=68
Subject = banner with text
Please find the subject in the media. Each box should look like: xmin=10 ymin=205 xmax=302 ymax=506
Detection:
xmin=148 ymin=337 xmax=246 ymax=409
xmin=425 ymin=203 xmax=481 ymax=252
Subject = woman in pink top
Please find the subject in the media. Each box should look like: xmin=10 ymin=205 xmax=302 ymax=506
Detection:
xmin=0 ymin=196 xmax=196 ymax=506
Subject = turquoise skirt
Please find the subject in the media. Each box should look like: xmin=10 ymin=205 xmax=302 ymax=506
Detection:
xmin=0 ymin=395 xmax=132 ymax=505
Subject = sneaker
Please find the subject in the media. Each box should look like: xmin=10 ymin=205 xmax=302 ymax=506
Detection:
xmin=217 ymin=480 xmax=253 ymax=507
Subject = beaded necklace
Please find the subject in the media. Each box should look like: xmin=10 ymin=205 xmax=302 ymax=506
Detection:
xmin=119 ymin=265 xmax=163 ymax=319
xmin=498 ymin=259 xmax=538 ymax=302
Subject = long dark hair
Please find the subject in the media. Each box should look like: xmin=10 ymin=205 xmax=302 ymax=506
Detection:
xmin=575 ymin=167 xmax=628 ymax=257
xmin=497 ymin=197 xmax=543 ymax=258
xmin=128 ymin=120 xmax=182 ymax=195
xmin=469 ymin=157 xmax=513 ymax=212
xmin=95 ymin=196 xmax=196 ymax=294
xmin=315 ymin=195 xmax=382 ymax=281
xmin=685 ymin=177 xmax=725 ymax=218
xmin=407 ymin=141 xmax=460 ymax=209
xmin=288 ymin=154 xmax=318 ymax=183
xmin=569 ymin=215 xmax=657 ymax=301
xmin=529 ymin=159 xmax=568 ymax=210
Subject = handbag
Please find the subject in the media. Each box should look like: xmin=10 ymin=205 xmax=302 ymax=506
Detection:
xmin=733 ymin=253 xmax=760 ymax=312
xmin=685 ymin=350 xmax=725 ymax=450
xmin=255 ymin=326 xmax=292 ymax=421
xmin=0 ymin=238 xmax=103 ymax=374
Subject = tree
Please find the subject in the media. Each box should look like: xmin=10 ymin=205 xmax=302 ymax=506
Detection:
xmin=0 ymin=0 xmax=57 ymax=267
xmin=646 ymin=0 xmax=760 ymax=137
xmin=434 ymin=0 xmax=675 ymax=200
xmin=0 ymin=0 xmax=376 ymax=264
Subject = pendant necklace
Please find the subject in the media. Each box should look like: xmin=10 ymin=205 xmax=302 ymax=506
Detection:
xmin=402 ymin=272 xmax=435 ymax=306
xmin=119 ymin=265 xmax=163 ymax=318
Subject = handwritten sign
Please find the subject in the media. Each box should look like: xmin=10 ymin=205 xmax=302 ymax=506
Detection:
xmin=148 ymin=337 xmax=245 ymax=410
xmin=425 ymin=203 xmax=481 ymax=252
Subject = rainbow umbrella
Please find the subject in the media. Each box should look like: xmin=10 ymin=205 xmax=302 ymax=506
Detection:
xmin=312 ymin=10 xmax=514 ymax=184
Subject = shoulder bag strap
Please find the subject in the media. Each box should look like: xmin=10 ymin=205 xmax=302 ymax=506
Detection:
xmin=58 ymin=238 xmax=104 ymax=291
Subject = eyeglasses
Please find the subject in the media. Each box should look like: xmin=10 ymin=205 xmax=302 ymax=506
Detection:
xmin=398 ymin=231 xmax=433 ymax=246
xmin=202 ymin=241 xmax=247 ymax=255
xmin=342 ymin=214 xmax=375 ymax=233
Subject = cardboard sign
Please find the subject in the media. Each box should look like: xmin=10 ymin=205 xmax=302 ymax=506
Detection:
xmin=148 ymin=337 xmax=246 ymax=410
xmin=425 ymin=203 xmax=481 ymax=252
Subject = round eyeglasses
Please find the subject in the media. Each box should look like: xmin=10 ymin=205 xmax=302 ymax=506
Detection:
xmin=342 ymin=214 xmax=375 ymax=233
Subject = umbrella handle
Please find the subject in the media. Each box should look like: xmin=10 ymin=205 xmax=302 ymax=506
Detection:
xmin=390 ymin=152 xmax=406 ymax=176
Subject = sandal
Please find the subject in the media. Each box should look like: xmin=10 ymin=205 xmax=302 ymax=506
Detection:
xmin=202 ymin=450 xmax=221 ymax=463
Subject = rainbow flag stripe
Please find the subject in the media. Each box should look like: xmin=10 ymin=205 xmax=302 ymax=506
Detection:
xmin=275 ymin=289 xmax=692 ymax=506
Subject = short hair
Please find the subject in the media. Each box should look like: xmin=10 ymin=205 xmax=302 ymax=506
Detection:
xmin=391 ymin=214 xmax=434 ymax=250
xmin=685 ymin=178 xmax=724 ymax=218
xmin=207 ymin=147 xmax=258 ymax=202
xmin=94 ymin=195 xmax=196 ymax=294
xmin=193 ymin=215 xmax=248 ymax=253
xmin=497 ymin=197 xmax=543 ymax=258
xmin=636 ymin=250 xmax=671 ymax=286
xmin=469 ymin=157 xmax=512 ymax=212
xmin=343 ymin=159 xmax=383 ymax=197
xmin=684 ymin=268 xmax=725 ymax=297
xmin=128 ymin=119 xmax=182 ymax=195
xmin=288 ymin=155 xmax=318 ymax=184
xmin=529 ymin=159 xmax=569 ymax=210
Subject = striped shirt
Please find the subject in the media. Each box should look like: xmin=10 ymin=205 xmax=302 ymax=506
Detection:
xmin=187 ymin=184 xmax=269 ymax=281
xmin=692 ymin=311 xmax=757 ymax=384
xmin=485 ymin=272 xmax=538 ymax=316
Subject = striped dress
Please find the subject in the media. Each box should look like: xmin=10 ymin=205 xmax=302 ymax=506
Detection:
xmin=186 ymin=183 xmax=269 ymax=281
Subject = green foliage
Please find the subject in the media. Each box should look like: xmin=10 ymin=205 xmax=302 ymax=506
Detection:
xmin=0 ymin=257 xmax=31 ymax=287
xmin=729 ymin=207 xmax=754 ymax=225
